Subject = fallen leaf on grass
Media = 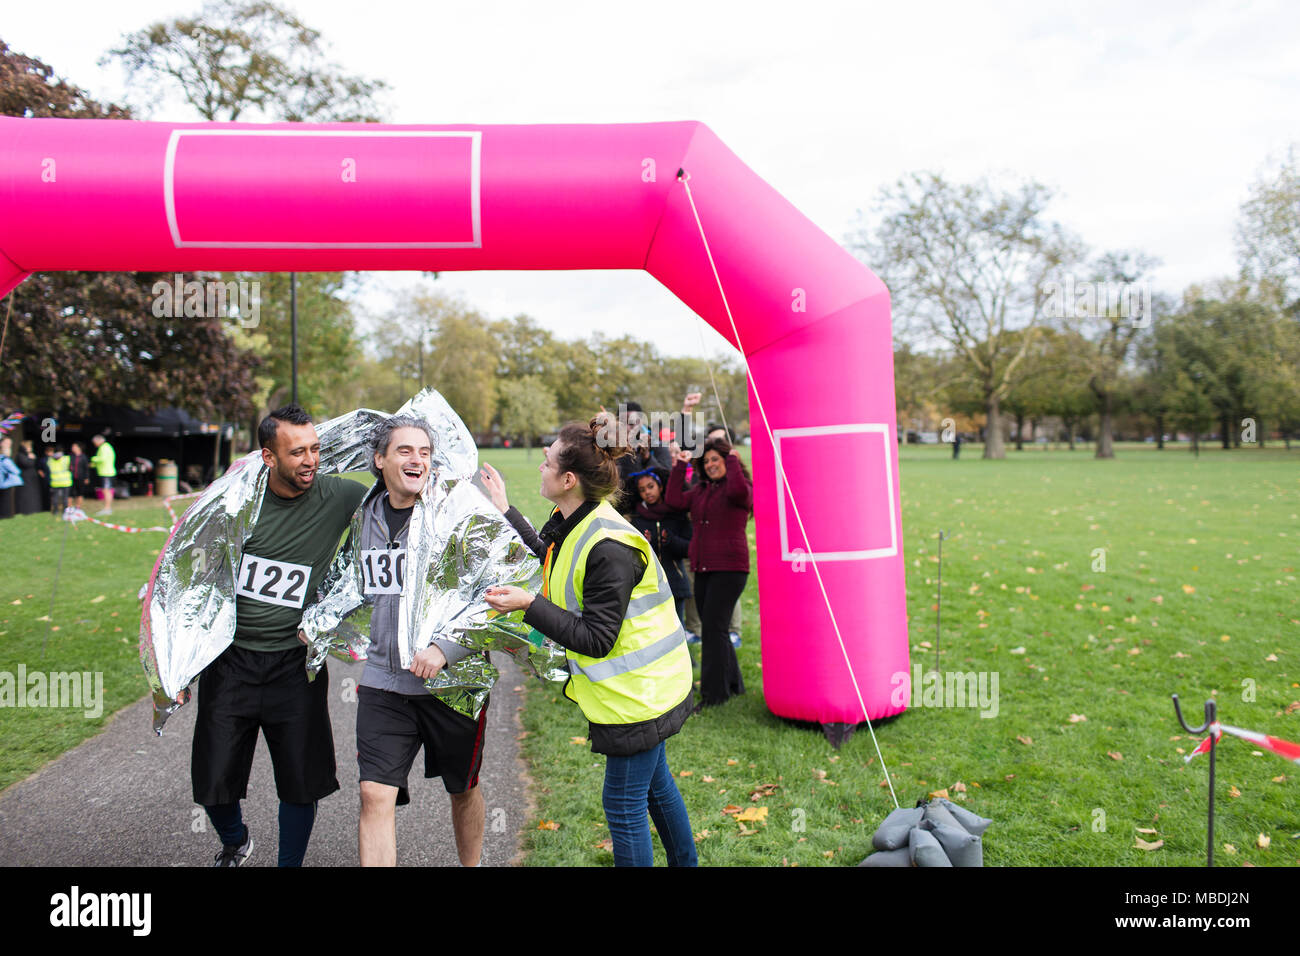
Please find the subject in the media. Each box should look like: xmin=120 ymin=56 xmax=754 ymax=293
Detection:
xmin=811 ymin=770 xmax=836 ymax=787
xmin=702 ymin=775 xmax=715 ymax=783
xmin=1273 ymin=776 xmax=1287 ymax=783
xmin=1151 ymin=595 xmax=1163 ymax=605
xmin=536 ymin=820 xmax=560 ymax=830
xmin=726 ymin=759 xmax=738 ymax=766
xmin=1182 ymin=585 xmax=1195 ymax=594
xmin=721 ymin=804 xmax=743 ymax=816
xmin=929 ymin=788 xmax=949 ymax=800
xmin=735 ymin=806 xmax=768 ymax=824
xmin=1229 ymin=785 xmax=1242 ymax=798
xmin=1135 ymin=837 xmax=1164 ymax=851
xmin=823 ymin=850 xmax=835 ymax=859
xmin=1257 ymin=834 xmax=1271 ymax=849
xmin=750 ymin=783 xmax=780 ymax=799
xmin=1136 ymin=828 xmax=1158 ymax=835
xmin=1285 ymin=702 xmax=1300 ymax=715
xmin=1068 ymin=714 xmax=1088 ymax=723
xmin=1108 ymin=752 xmax=1123 ymax=761
xmin=89 ymin=595 xmax=105 ymax=604
xmin=594 ymin=838 xmax=613 ymax=851
xmin=951 ymin=781 xmax=967 ymax=793
xmin=1016 ymin=735 xmax=1033 ymax=746
xmin=1266 ymin=654 xmax=1279 ymax=662
xmin=1223 ymin=843 xmax=1237 ymax=855
xmin=569 ymin=736 xmax=587 ymax=745
xmin=678 ymin=770 xmax=693 ymax=777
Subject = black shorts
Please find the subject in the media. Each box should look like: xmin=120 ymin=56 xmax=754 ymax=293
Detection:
xmin=101 ymin=477 xmax=114 ymax=490
xmin=191 ymin=644 xmax=339 ymax=805
xmin=356 ymin=685 xmax=488 ymax=804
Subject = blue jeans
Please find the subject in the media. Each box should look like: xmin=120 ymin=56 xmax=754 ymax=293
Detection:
xmin=602 ymin=741 xmax=698 ymax=867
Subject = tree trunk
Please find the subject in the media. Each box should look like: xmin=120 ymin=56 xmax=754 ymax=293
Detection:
xmin=1156 ymin=415 xmax=1164 ymax=450
xmin=1095 ymin=392 xmax=1115 ymax=459
xmin=1015 ymin=412 xmax=1025 ymax=451
xmin=983 ymin=393 xmax=1005 ymax=459
xmin=1220 ymin=413 xmax=1231 ymax=449
xmin=1067 ymin=420 xmax=1076 ymax=451
xmin=1192 ymin=432 xmax=1200 ymax=456
xmin=1258 ymin=416 xmax=1266 ymax=449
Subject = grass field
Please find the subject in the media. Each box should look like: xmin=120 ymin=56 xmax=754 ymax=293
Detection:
xmin=2 ymin=442 xmax=1297 ymax=866
xmin=508 ymin=442 xmax=1300 ymax=866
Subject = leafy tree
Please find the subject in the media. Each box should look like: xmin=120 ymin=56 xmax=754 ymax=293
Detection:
xmin=496 ymin=376 xmax=558 ymax=453
xmin=4 ymin=270 xmax=259 ymax=421
xmin=0 ymin=39 xmax=130 ymax=118
xmin=102 ymin=0 xmax=387 ymax=122
xmin=1237 ymin=145 xmax=1300 ymax=317
xmin=231 ymin=271 xmax=362 ymax=422
xmin=0 ymin=42 xmax=259 ymax=423
xmin=853 ymin=172 xmax=1082 ymax=458
xmin=1071 ymin=251 xmax=1162 ymax=458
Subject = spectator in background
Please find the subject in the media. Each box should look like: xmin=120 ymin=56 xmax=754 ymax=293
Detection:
xmin=90 ymin=433 xmax=116 ymax=515
xmin=0 ymin=437 xmax=21 ymax=519
xmin=626 ymin=468 xmax=693 ymax=628
xmin=697 ymin=422 xmax=744 ymax=647
xmin=69 ymin=442 xmax=90 ymax=511
xmin=666 ymin=436 xmax=752 ymax=709
xmin=615 ymin=401 xmax=673 ymax=516
xmin=15 ymin=440 xmax=42 ymax=516
xmin=47 ymin=446 xmax=72 ymax=517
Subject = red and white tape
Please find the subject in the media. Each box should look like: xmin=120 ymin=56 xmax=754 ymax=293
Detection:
xmin=63 ymin=492 xmax=203 ymax=534
xmin=1185 ymin=722 xmax=1300 ymax=765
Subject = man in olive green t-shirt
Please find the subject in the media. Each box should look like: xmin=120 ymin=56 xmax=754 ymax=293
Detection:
xmin=192 ymin=404 xmax=366 ymax=867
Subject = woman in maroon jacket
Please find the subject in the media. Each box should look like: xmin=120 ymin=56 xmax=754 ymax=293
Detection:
xmin=666 ymin=437 xmax=751 ymax=708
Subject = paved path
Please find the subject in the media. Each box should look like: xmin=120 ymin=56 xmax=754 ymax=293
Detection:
xmin=0 ymin=655 xmax=531 ymax=867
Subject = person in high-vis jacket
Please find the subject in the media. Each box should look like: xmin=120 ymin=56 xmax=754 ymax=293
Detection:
xmin=47 ymin=447 xmax=73 ymax=517
xmin=90 ymin=434 xmax=116 ymax=515
xmin=482 ymin=415 xmax=697 ymax=867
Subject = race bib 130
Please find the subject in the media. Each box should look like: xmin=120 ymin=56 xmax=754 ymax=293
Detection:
xmin=361 ymin=548 xmax=406 ymax=595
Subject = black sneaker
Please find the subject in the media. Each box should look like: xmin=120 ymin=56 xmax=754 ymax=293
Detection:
xmin=213 ymin=826 xmax=254 ymax=867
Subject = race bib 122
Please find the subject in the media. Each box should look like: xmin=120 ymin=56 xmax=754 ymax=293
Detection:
xmin=236 ymin=554 xmax=312 ymax=608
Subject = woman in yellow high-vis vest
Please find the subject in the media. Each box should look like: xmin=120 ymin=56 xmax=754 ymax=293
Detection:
xmin=483 ymin=415 xmax=697 ymax=867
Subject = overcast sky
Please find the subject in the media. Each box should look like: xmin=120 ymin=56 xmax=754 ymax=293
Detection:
xmin=7 ymin=0 xmax=1299 ymax=356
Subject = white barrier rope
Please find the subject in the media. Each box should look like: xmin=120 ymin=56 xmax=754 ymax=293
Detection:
xmin=678 ymin=169 xmax=899 ymax=809
xmin=64 ymin=491 xmax=203 ymax=533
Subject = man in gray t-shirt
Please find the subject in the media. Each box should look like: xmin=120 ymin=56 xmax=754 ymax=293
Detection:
xmin=351 ymin=415 xmax=488 ymax=867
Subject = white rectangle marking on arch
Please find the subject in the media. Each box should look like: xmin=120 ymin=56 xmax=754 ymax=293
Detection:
xmin=772 ymin=423 xmax=897 ymax=562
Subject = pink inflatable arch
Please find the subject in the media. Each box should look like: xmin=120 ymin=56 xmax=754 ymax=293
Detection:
xmin=0 ymin=118 xmax=909 ymax=730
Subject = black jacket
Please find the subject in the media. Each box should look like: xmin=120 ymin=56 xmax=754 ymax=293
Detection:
xmin=506 ymin=501 xmax=693 ymax=756
xmin=627 ymin=504 xmax=692 ymax=598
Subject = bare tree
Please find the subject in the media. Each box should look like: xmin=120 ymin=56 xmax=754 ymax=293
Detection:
xmin=851 ymin=172 xmax=1081 ymax=458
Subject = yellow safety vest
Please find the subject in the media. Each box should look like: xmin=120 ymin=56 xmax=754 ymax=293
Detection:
xmin=48 ymin=456 xmax=72 ymax=488
xmin=549 ymin=501 xmax=693 ymax=725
